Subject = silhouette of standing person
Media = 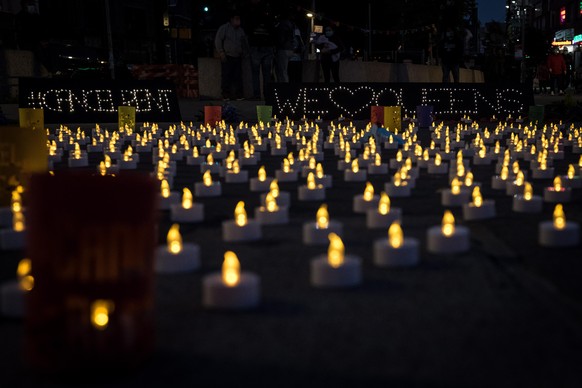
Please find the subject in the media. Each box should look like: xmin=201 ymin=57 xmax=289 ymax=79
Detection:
xmin=439 ymin=25 xmax=464 ymax=83
xmin=215 ymin=11 xmax=247 ymax=100
xmin=315 ymin=25 xmax=344 ymax=83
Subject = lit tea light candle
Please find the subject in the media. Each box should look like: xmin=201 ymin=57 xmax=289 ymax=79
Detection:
xmin=505 ymin=170 xmax=526 ymax=196
xmin=67 ymin=143 xmax=89 ymax=168
xmin=301 ymin=156 xmax=317 ymax=178
xmin=337 ymin=151 xmax=353 ymax=171
xmin=491 ymin=166 xmax=511 ymax=190
xmin=427 ymin=210 xmax=470 ymax=254
xmin=194 ymin=171 xmax=222 ymax=197
xmin=155 ymin=224 xmax=201 ymax=273
xmin=512 ymin=182 xmax=542 ymax=213
xmin=298 ymin=172 xmax=325 ymax=201
xmin=250 ymin=166 xmax=274 ymax=192
xmin=427 ymin=153 xmax=448 ymax=174
xmin=225 ymin=159 xmax=249 ymax=183
xmin=389 ymin=150 xmax=404 ymax=170
xmin=186 ymin=147 xmax=205 ymax=165
xmin=373 ymin=222 xmax=420 ymax=267
xmin=562 ymin=164 xmax=581 ymax=189
xmin=531 ymin=158 xmax=555 ymax=179
xmin=158 ymin=179 xmax=180 ymax=210
xmin=202 ymin=251 xmax=260 ymax=310
xmin=170 ymin=188 xmax=204 ymax=223
xmin=260 ymin=180 xmax=290 ymax=207
xmin=222 ymin=201 xmax=262 ymax=242
xmin=366 ymin=192 xmax=402 ymax=228
xmin=1 ymin=258 xmax=34 ymax=317
xmin=441 ymin=177 xmax=470 ymax=207
xmin=344 ymin=159 xmax=367 ymax=182
xmin=254 ymin=191 xmax=289 ymax=225
xmin=0 ymin=209 xmax=26 ymax=250
xmin=543 ymin=176 xmax=571 ymax=203
xmin=303 ymin=204 xmax=343 ymax=245
xmin=200 ymin=153 xmax=221 ymax=174
xmin=538 ymin=204 xmax=580 ymax=247
xmin=472 ymin=146 xmax=492 ymax=165
xmin=462 ymin=186 xmax=496 ymax=220
xmin=384 ymin=173 xmax=412 ymax=198
xmin=353 ymin=182 xmax=380 ymax=213
xmin=275 ymin=158 xmax=299 ymax=182
xmin=315 ymin=163 xmax=333 ymax=188
xmin=368 ymin=153 xmax=389 ymax=175
xmin=310 ymin=233 xmax=362 ymax=288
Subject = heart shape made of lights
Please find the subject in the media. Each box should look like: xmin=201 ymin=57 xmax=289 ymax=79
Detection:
xmin=329 ymin=86 xmax=376 ymax=117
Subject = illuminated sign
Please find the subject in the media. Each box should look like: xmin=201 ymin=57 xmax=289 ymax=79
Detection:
xmin=267 ymin=83 xmax=533 ymax=119
xmin=560 ymin=7 xmax=566 ymax=24
xmin=552 ymin=40 xmax=572 ymax=46
xmin=573 ymin=34 xmax=582 ymax=44
xmin=18 ymin=78 xmax=181 ymax=123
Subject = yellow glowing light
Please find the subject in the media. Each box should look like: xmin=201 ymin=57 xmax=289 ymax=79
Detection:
xmin=396 ymin=150 xmax=403 ymax=162
xmin=13 ymin=211 xmax=25 ymax=232
xmin=388 ymin=222 xmax=404 ymax=249
xmin=472 ymin=186 xmax=483 ymax=207
xmin=478 ymin=147 xmax=486 ymax=158
xmin=375 ymin=153 xmax=382 ymax=166
xmin=434 ymin=153 xmax=442 ymax=166
xmin=344 ymin=151 xmax=351 ymax=163
xmin=203 ymin=170 xmax=212 ymax=187
xmin=17 ymin=258 xmax=34 ymax=291
xmin=363 ymin=182 xmax=374 ymax=201
xmin=579 ymin=155 xmax=582 ymax=168
xmin=524 ymin=182 xmax=533 ymax=201
xmin=378 ymin=192 xmax=390 ymax=215
xmin=11 ymin=190 xmax=22 ymax=213
xmin=182 ymin=188 xmax=193 ymax=209
xmin=104 ymin=155 xmax=112 ymax=169
xmin=316 ymin=204 xmax=329 ymax=229
xmin=393 ymin=173 xmax=402 ymax=187
xmin=167 ymin=224 xmax=183 ymax=254
xmin=567 ymin=164 xmax=575 ymax=179
xmin=99 ymin=161 xmax=107 ymax=176
xmin=327 ymin=233 xmax=345 ymax=268
xmin=161 ymin=180 xmax=171 ymax=198
xmin=269 ymin=180 xmax=280 ymax=198
xmin=553 ymin=204 xmax=566 ymax=230
xmin=553 ymin=176 xmax=563 ymax=191
xmin=235 ymin=201 xmax=247 ymax=226
xmin=205 ymin=139 xmax=211 ymax=148
xmin=442 ymin=210 xmax=455 ymax=237
xmin=73 ymin=143 xmax=81 ymax=159
xmin=206 ymin=153 xmax=214 ymax=165
xmin=451 ymin=177 xmax=461 ymax=195
xmin=422 ymin=149 xmax=430 ymax=161
xmin=309 ymin=157 xmax=316 ymax=170
xmin=232 ymin=159 xmax=240 ymax=174
xmin=500 ymin=166 xmax=509 ymax=180
xmin=307 ymin=172 xmax=318 ymax=190
xmin=494 ymin=141 xmax=500 ymax=154
xmin=265 ymin=192 xmax=279 ymax=212
xmin=316 ymin=163 xmax=324 ymax=179
xmin=351 ymin=159 xmax=359 ymax=173
xmin=193 ymin=147 xmax=200 ymax=157
xmin=258 ymin=166 xmax=266 ymax=181
xmin=222 ymin=251 xmax=241 ymax=287
xmin=515 ymin=171 xmax=524 ymax=186
xmin=512 ymin=161 xmax=520 ymax=175
xmin=283 ymin=158 xmax=290 ymax=173
xmin=464 ymin=172 xmax=473 ymax=187
xmin=91 ymin=299 xmax=114 ymax=330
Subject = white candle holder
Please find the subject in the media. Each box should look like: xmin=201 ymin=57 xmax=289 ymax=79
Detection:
xmin=441 ymin=189 xmax=471 ymax=207
xmin=302 ymin=221 xmax=343 ymax=245
xmin=315 ymin=175 xmax=333 ymax=188
xmin=366 ymin=208 xmax=402 ymax=229
xmin=105 ymin=151 xmax=122 ymax=160
xmin=170 ymin=203 xmax=205 ymax=223
xmin=155 ymin=244 xmax=201 ymax=273
xmin=270 ymin=147 xmax=288 ymax=156
xmin=353 ymin=194 xmax=380 ymax=213
xmin=298 ymin=185 xmax=325 ymax=201
xmin=491 ymin=175 xmax=509 ymax=190
xmin=563 ymin=176 xmax=582 ymax=189
xmin=310 ymin=255 xmax=362 ymax=288
xmin=344 ymin=170 xmax=367 ymax=182
xmin=200 ymin=163 xmax=221 ymax=174
xmin=538 ymin=221 xmax=580 ymax=247
xmin=239 ymin=155 xmax=259 ymax=166
xmin=373 ymin=238 xmax=420 ymax=267
xmin=275 ymin=169 xmax=299 ymax=182
xmin=0 ymin=281 xmax=25 ymax=318
xmin=225 ymin=170 xmax=249 ymax=183
xmin=86 ymin=144 xmax=103 ymax=153
xmin=186 ymin=155 xmax=205 ymax=165
xmin=512 ymin=195 xmax=543 ymax=213
xmin=118 ymin=159 xmax=138 ymax=170
xmin=67 ymin=156 xmax=89 ymax=168
xmin=202 ymin=273 xmax=260 ymax=310
xmin=250 ymin=177 xmax=274 ymax=192
xmin=260 ymin=192 xmax=291 ymax=208
xmin=136 ymin=144 xmax=152 ymax=153
xmin=505 ymin=182 xmax=525 ymax=196
xmin=472 ymin=154 xmax=492 ymax=165
xmin=254 ymin=206 xmax=289 ymax=225
xmin=462 ymin=201 xmax=496 ymax=220
xmin=531 ymin=168 xmax=555 ymax=179
xmin=222 ymin=220 xmax=262 ymax=242
xmin=543 ymin=187 xmax=572 ymax=203
xmin=194 ymin=182 xmax=222 ymax=197
xmin=384 ymin=183 xmax=411 ymax=198
xmin=159 ymin=193 xmax=181 ymax=211
xmin=301 ymin=166 xmax=315 ymax=178
xmin=427 ymin=225 xmax=470 ymax=254
xmin=427 ymin=163 xmax=448 ymax=174
xmin=368 ymin=164 xmax=389 ymax=175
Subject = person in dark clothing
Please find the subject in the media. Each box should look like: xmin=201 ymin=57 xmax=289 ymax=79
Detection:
xmin=243 ymin=0 xmax=276 ymax=99
xmin=15 ymin=0 xmax=42 ymax=51
xmin=288 ymin=23 xmax=305 ymax=83
xmin=439 ymin=25 xmax=464 ymax=83
xmin=215 ymin=12 xmax=247 ymax=100
xmin=274 ymin=10 xmax=295 ymax=83
xmin=315 ymin=25 xmax=344 ymax=83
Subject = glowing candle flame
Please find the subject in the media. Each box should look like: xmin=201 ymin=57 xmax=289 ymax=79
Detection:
xmin=167 ymin=224 xmax=183 ymax=254
xmin=363 ymin=182 xmax=374 ymax=201
xmin=11 ymin=190 xmax=22 ymax=213
xmin=269 ymin=180 xmax=280 ymax=198
xmin=222 ymin=251 xmax=241 ymax=287
xmin=307 ymin=172 xmax=317 ymax=190
xmin=193 ymin=147 xmax=199 ymax=157
xmin=316 ymin=204 xmax=329 ymax=229
xmin=327 ymin=233 xmax=345 ymax=268
xmin=344 ymin=152 xmax=351 ymax=163
xmin=442 ymin=210 xmax=455 ymax=237
xmin=258 ymin=166 xmax=266 ymax=182
xmin=434 ymin=153 xmax=442 ymax=166
xmin=91 ymin=300 xmax=114 ymax=330
xmin=265 ymin=192 xmax=279 ymax=212
xmin=393 ymin=173 xmax=402 ymax=187
xmin=161 ymin=180 xmax=170 ymax=198
xmin=235 ymin=201 xmax=247 ymax=226
xmin=283 ymin=158 xmax=290 ymax=173
xmin=351 ymin=159 xmax=359 ymax=173
xmin=309 ymin=157 xmax=316 ymax=170
xmin=182 ymin=188 xmax=193 ymax=209
xmin=206 ymin=153 xmax=214 ymax=165
xmin=104 ymin=155 xmax=112 ymax=168
xmin=316 ymin=163 xmax=324 ymax=179
xmin=375 ymin=153 xmax=382 ymax=166
xmin=500 ymin=166 xmax=509 ymax=180
xmin=553 ymin=176 xmax=563 ymax=191
xmin=472 ymin=186 xmax=483 ymax=207
xmin=451 ymin=177 xmax=461 ymax=195
xmin=73 ymin=143 xmax=81 ymax=159
xmin=388 ymin=222 xmax=404 ymax=248
xmin=567 ymin=164 xmax=575 ymax=179
xmin=553 ymin=204 xmax=566 ymax=230
xmin=524 ymin=182 xmax=533 ymax=200
xmin=396 ymin=150 xmax=402 ymax=162
xmin=12 ymin=210 xmax=25 ymax=232
xmin=512 ymin=161 xmax=520 ymax=175
xmin=17 ymin=258 xmax=33 ymax=291
xmin=203 ymin=170 xmax=212 ymax=187
xmin=205 ymin=139 xmax=211 ymax=148
xmin=464 ymin=172 xmax=473 ymax=187
xmin=515 ymin=171 xmax=524 ymax=186
xmin=478 ymin=147 xmax=486 ymax=158
xmin=232 ymin=159 xmax=240 ymax=173
xmin=494 ymin=141 xmax=500 ymax=154
xmin=378 ymin=192 xmax=390 ymax=215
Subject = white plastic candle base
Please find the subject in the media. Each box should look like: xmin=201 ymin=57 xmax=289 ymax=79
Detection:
xmin=270 ymin=147 xmax=287 ymax=156
xmin=118 ymin=159 xmax=138 ymax=170
xmin=427 ymin=226 xmax=470 ymax=254
xmin=260 ymin=192 xmax=291 ymax=208
xmin=106 ymin=151 xmax=121 ymax=160
xmin=389 ymin=159 xmax=403 ymax=170
xmin=472 ymin=155 xmax=492 ymax=165
xmin=491 ymin=176 xmax=509 ymax=190
xmin=240 ymin=156 xmax=259 ymax=166
xmin=506 ymin=183 xmax=525 ymax=196
xmin=462 ymin=201 xmax=496 ymax=220
xmin=337 ymin=160 xmax=349 ymax=170
xmin=225 ymin=171 xmax=249 ymax=183
xmin=543 ymin=188 xmax=572 ymax=203
xmin=298 ymin=186 xmax=325 ymax=201
xmin=301 ymin=167 xmax=315 ymax=178
xmin=384 ymin=184 xmax=411 ymax=198
xmin=310 ymin=255 xmax=362 ymax=288
xmin=531 ymin=168 xmax=555 ymax=179
xmin=302 ymin=221 xmax=343 ymax=245
xmin=275 ymin=170 xmax=299 ymax=182
xmin=368 ymin=164 xmax=389 ymax=175
xmin=202 ymin=273 xmax=260 ymax=310
xmin=0 ymin=229 xmax=26 ymax=250
xmin=538 ymin=222 xmax=580 ymax=247
xmin=67 ymin=156 xmax=89 ymax=168
xmin=563 ymin=176 xmax=582 ymax=189
xmin=384 ymin=141 xmax=399 ymax=150
xmin=441 ymin=189 xmax=471 ymax=207
xmin=0 ymin=281 xmax=25 ymax=318
xmin=512 ymin=195 xmax=543 ymax=213
xmin=250 ymin=178 xmax=274 ymax=192
xmin=428 ymin=163 xmax=448 ymax=174
xmin=344 ymin=170 xmax=367 ymax=182
xmin=201 ymin=147 xmax=216 ymax=155
xmin=186 ymin=156 xmax=204 ymax=165
xmin=366 ymin=208 xmax=402 ymax=229
xmin=136 ymin=144 xmax=152 ymax=153
xmin=87 ymin=144 xmax=103 ymax=153
xmin=222 ymin=220 xmax=262 ymax=242
xmin=353 ymin=194 xmax=380 ymax=213
xmin=170 ymin=203 xmax=205 ymax=223
xmin=158 ymin=192 xmax=180 ymax=211
xmin=155 ymin=244 xmax=201 ymax=273
xmin=315 ymin=175 xmax=333 ymax=188
xmin=200 ymin=163 xmax=221 ymax=174
xmin=194 ymin=182 xmax=222 ymax=197
xmin=254 ymin=207 xmax=289 ymax=225
xmin=373 ymin=238 xmax=420 ymax=267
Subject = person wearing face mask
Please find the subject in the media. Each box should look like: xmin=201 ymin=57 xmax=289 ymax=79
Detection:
xmin=315 ymin=25 xmax=344 ymax=83
xmin=439 ymin=25 xmax=464 ymax=83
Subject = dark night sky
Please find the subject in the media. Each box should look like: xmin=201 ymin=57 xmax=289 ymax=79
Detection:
xmin=478 ymin=0 xmax=506 ymax=23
